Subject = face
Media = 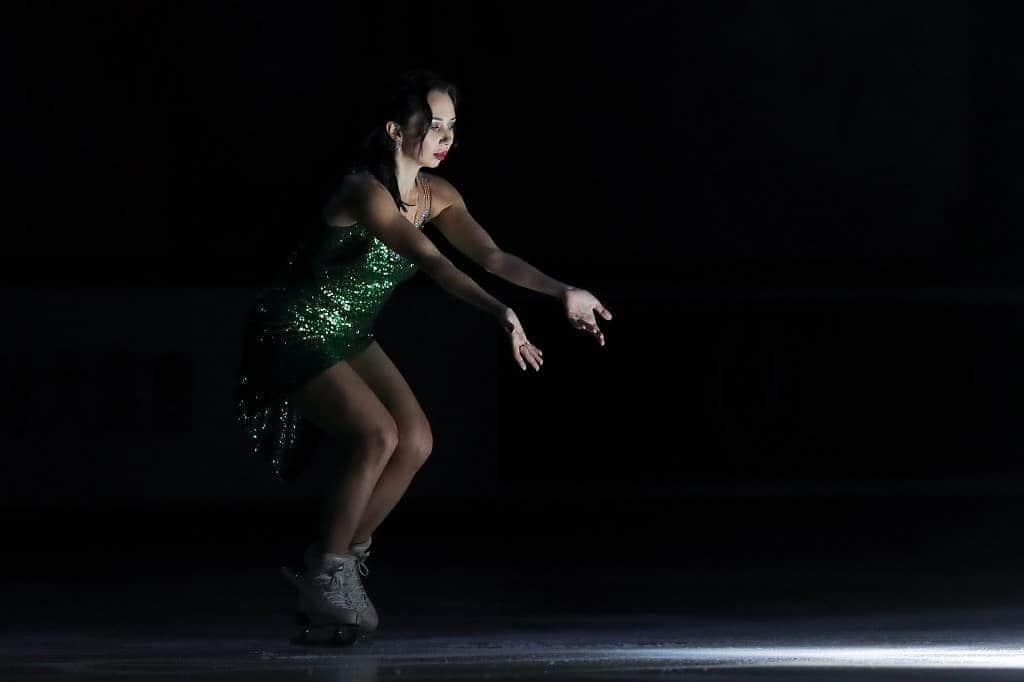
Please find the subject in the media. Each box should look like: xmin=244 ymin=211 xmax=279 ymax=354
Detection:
xmin=401 ymin=89 xmax=456 ymax=166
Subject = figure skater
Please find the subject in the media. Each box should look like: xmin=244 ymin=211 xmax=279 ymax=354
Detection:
xmin=234 ymin=68 xmax=613 ymax=644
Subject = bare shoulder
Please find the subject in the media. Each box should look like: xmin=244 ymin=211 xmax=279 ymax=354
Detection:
xmin=323 ymin=170 xmax=393 ymax=226
xmin=421 ymin=172 xmax=461 ymax=220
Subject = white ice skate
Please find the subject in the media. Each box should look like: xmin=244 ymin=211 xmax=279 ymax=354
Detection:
xmin=303 ymin=537 xmax=379 ymax=637
xmin=349 ymin=536 xmax=380 ymax=635
xmin=280 ymin=551 xmax=365 ymax=645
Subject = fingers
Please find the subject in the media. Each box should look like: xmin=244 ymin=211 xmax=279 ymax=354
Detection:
xmin=514 ymin=340 xmax=544 ymax=371
xmin=525 ymin=344 xmax=543 ymax=371
xmin=574 ymin=318 xmax=606 ymax=346
xmin=598 ymin=304 xmax=613 ymax=320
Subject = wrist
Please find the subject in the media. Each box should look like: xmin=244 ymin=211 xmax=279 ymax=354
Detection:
xmin=559 ymin=284 xmax=576 ymax=301
xmin=496 ymin=304 xmax=514 ymax=334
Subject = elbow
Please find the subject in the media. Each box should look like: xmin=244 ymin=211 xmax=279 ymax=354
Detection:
xmin=481 ymin=249 xmax=504 ymax=273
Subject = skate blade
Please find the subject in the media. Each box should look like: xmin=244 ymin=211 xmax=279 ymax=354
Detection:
xmin=290 ymin=613 xmax=360 ymax=646
xmin=290 ymin=626 xmax=359 ymax=646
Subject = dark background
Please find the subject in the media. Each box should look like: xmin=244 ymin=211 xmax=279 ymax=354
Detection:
xmin=2 ymin=0 xmax=1017 ymax=510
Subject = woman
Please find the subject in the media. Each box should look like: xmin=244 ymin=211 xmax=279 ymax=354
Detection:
xmin=234 ymin=68 xmax=613 ymax=644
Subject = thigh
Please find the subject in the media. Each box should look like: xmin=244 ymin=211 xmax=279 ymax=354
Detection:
xmin=287 ymin=356 xmax=398 ymax=450
xmin=346 ymin=340 xmax=432 ymax=448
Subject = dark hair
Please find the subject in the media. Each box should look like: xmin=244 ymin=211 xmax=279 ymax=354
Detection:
xmin=348 ymin=68 xmax=460 ymax=212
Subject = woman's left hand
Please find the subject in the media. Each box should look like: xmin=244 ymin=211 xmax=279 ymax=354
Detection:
xmin=562 ymin=286 xmax=613 ymax=346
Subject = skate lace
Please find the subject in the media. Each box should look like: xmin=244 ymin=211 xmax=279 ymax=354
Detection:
xmin=332 ymin=561 xmax=368 ymax=610
xmin=354 ymin=549 xmax=371 ymax=577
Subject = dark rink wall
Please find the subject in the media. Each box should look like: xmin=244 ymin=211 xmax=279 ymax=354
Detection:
xmin=4 ymin=280 xmax=1022 ymax=509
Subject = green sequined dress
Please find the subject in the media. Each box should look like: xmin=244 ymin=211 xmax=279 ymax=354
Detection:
xmin=235 ymin=174 xmax=432 ymax=482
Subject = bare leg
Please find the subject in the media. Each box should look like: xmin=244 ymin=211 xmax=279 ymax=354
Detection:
xmin=350 ymin=454 xmax=422 ymax=544
xmin=346 ymin=341 xmax=434 ymax=545
xmin=289 ymin=359 xmax=399 ymax=556
xmin=319 ymin=435 xmax=398 ymax=554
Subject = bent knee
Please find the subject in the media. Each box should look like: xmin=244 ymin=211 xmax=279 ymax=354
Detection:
xmin=398 ymin=423 xmax=433 ymax=469
xmin=352 ymin=419 xmax=399 ymax=466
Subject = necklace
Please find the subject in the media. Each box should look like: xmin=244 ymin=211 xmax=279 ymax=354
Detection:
xmin=403 ymin=175 xmax=429 ymax=228
xmin=416 ymin=175 xmax=430 ymax=226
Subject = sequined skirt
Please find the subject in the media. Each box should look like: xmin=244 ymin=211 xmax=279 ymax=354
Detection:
xmin=233 ymin=296 xmax=380 ymax=483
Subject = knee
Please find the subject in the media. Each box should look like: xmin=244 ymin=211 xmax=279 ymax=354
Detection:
xmin=352 ymin=420 xmax=399 ymax=469
xmin=398 ymin=423 xmax=433 ymax=471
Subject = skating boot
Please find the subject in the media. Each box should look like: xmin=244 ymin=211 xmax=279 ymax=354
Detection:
xmin=349 ymin=536 xmax=380 ymax=635
xmin=280 ymin=551 xmax=365 ymax=645
xmin=304 ymin=536 xmax=379 ymax=636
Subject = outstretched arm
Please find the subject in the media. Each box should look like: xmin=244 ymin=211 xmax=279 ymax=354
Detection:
xmin=429 ymin=174 xmax=613 ymax=346
xmin=354 ymin=176 xmax=546 ymax=370
xmin=486 ymin=249 xmax=613 ymax=346
xmin=429 ymin=178 xmax=574 ymax=301
xmin=484 ymin=251 xmax=574 ymax=300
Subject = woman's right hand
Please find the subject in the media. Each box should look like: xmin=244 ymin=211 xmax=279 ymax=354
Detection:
xmin=501 ymin=307 xmax=544 ymax=372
